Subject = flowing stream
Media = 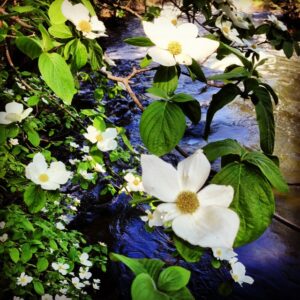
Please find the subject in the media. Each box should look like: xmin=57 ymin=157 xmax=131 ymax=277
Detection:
xmin=73 ymin=12 xmax=300 ymax=300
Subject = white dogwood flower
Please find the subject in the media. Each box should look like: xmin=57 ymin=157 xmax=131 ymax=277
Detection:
xmin=16 ymin=272 xmax=33 ymax=286
xmin=141 ymin=150 xmax=240 ymax=248
xmin=143 ymin=18 xmax=219 ymax=66
xmin=25 ymin=153 xmax=71 ymax=190
xmin=268 ymin=15 xmax=287 ymax=31
xmin=55 ymin=295 xmax=71 ymax=300
xmin=52 ymin=262 xmax=70 ymax=275
xmin=0 ymin=233 xmax=8 ymax=242
xmin=84 ymin=126 xmax=118 ymax=152
xmin=93 ymin=282 xmax=100 ymax=290
xmin=79 ymin=253 xmax=92 ymax=267
xmin=230 ymin=261 xmax=254 ymax=286
xmin=72 ymin=277 xmax=85 ymax=289
xmin=124 ymin=173 xmax=144 ymax=192
xmin=79 ymin=267 xmax=92 ymax=280
xmin=79 ymin=170 xmax=94 ymax=180
xmin=41 ymin=295 xmax=53 ymax=300
xmin=9 ymin=138 xmax=19 ymax=146
xmin=61 ymin=0 xmax=107 ymax=39
xmin=140 ymin=209 xmax=165 ymax=227
xmin=220 ymin=5 xmax=251 ymax=29
xmin=93 ymin=163 xmax=106 ymax=173
xmin=0 ymin=101 xmax=32 ymax=125
xmin=0 ymin=221 xmax=5 ymax=229
xmin=216 ymin=16 xmax=243 ymax=45
xmin=212 ymin=247 xmax=237 ymax=261
xmin=55 ymin=222 xmax=65 ymax=230
xmin=160 ymin=6 xmax=181 ymax=25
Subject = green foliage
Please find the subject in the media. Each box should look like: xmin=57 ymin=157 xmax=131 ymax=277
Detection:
xmin=16 ymin=37 xmax=42 ymax=60
xmin=124 ymin=37 xmax=155 ymax=47
xmin=48 ymin=0 xmax=66 ymax=24
xmin=153 ymin=66 xmax=178 ymax=96
xmin=24 ymin=185 xmax=46 ymax=213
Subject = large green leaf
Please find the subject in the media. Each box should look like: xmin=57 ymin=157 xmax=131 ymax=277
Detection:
xmin=138 ymin=259 xmax=165 ymax=282
xmin=203 ymin=139 xmax=245 ymax=162
xmin=37 ymin=257 xmax=49 ymax=272
xmin=24 ymin=185 xmax=46 ymax=213
xmin=208 ymin=66 xmax=250 ymax=81
xmin=153 ymin=66 xmax=178 ymax=96
xmin=169 ymin=287 xmax=195 ymax=300
xmin=204 ymin=84 xmax=241 ymax=138
xmin=187 ymin=59 xmax=206 ymax=82
xmin=110 ymin=253 xmax=147 ymax=275
xmin=252 ymin=86 xmax=275 ymax=154
xmin=38 ymin=53 xmax=76 ymax=104
xmin=73 ymin=39 xmax=88 ymax=69
xmin=38 ymin=24 xmax=54 ymax=52
xmin=158 ymin=266 xmax=190 ymax=292
xmin=131 ymin=273 xmax=169 ymax=300
xmin=212 ymin=162 xmax=275 ymax=247
xmin=9 ymin=248 xmax=20 ymax=263
xmin=140 ymin=101 xmax=186 ymax=156
xmin=242 ymin=151 xmax=288 ymax=192
xmin=124 ymin=37 xmax=155 ymax=47
xmin=16 ymin=37 xmax=42 ymax=60
xmin=173 ymin=236 xmax=203 ymax=263
xmin=48 ymin=24 xmax=73 ymax=39
xmin=33 ymin=281 xmax=44 ymax=296
xmin=81 ymin=0 xmax=96 ymax=16
xmin=176 ymin=100 xmax=201 ymax=124
xmin=48 ymin=0 xmax=66 ymax=24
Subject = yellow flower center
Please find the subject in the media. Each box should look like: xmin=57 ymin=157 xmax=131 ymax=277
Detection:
xmin=216 ymin=249 xmax=222 ymax=257
xmin=78 ymin=20 xmax=92 ymax=33
xmin=171 ymin=19 xmax=177 ymax=25
xmin=96 ymin=134 xmax=103 ymax=142
xmin=39 ymin=173 xmax=49 ymax=183
xmin=222 ymin=26 xmax=230 ymax=34
xmin=167 ymin=41 xmax=182 ymax=56
xmin=20 ymin=277 xmax=27 ymax=283
xmin=232 ymin=274 xmax=239 ymax=282
xmin=176 ymin=191 xmax=199 ymax=214
xmin=133 ymin=178 xmax=140 ymax=186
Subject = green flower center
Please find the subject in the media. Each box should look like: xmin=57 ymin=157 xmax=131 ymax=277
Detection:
xmin=167 ymin=41 xmax=182 ymax=56
xmin=176 ymin=191 xmax=199 ymax=214
xmin=39 ymin=173 xmax=49 ymax=183
xmin=78 ymin=20 xmax=92 ymax=33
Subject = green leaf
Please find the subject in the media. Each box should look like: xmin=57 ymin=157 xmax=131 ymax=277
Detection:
xmin=110 ymin=253 xmax=147 ymax=275
xmin=138 ymin=258 xmax=165 ymax=282
xmin=173 ymin=235 xmax=203 ymax=263
xmin=12 ymin=5 xmax=35 ymax=13
xmin=27 ymin=95 xmax=40 ymax=106
xmin=211 ymin=258 xmax=221 ymax=269
xmin=204 ymin=84 xmax=241 ymax=138
xmin=49 ymin=24 xmax=73 ymax=39
xmin=140 ymin=101 xmax=186 ymax=156
xmin=252 ymin=87 xmax=275 ymax=154
xmin=131 ymin=273 xmax=169 ymax=300
xmin=88 ymin=40 xmax=104 ymax=71
xmin=16 ymin=37 xmax=42 ymax=60
xmin=153 ymin=66 xmax=178 ymax=96
xmin=38 ymin=53 xmax=77 ymax=105
xmin=9 ymin=248 xmax=20 ymax=263
xmin=260 ymin=83 xmax=278 ymax=105
xmin=81 ymin=0 xmax=96 ymax=16
xmin=255 ymin=24 xmax=270 ymax=35
xmin=147 ymin=87 xmax=169 ymax=99
xmin=38 ymin=24 xmax=54 ymax=52
xmin=176 ymin=100 xmax=201 ymax=124
xmin=170 ymin=93 xmax=195 ymax=103
xmin=27 ymin=129 xmax=40 ymax=147
xmin=124 ymin=37 xmax=155 ymax=47
xmin=37 ymin=257 xmax=49 ymax=272
xmin=93 ymin=116 xmax=106 ymax=131
xmin=203 ymin=139 xmax=244 ymax=162
xmin=158 ymin=266 xmax=190 ymax=292
xmin=169 ymin=287 xmax=195 ymax=300
xmin=33 ymin=281 xmax=44 ymax=296
xmin=24 ymin=185 xmax=47 ymax=213
xmin=140 ymin=55 xmax=152 ymax=68
xmin=49 ymin=240 xmax=58 ymax=251
xmin=21 ymin=244 xmax=33 ymax=263
xmin=74 ymin=39 xmax=88 ymax=69
xmin=208 ymin=67 xmax=250 ymax=81
xmin=48 ymin=0 xmax=66 ymax=24
xmin=242 ymin=151 xmax=288 ymax=192
xmin=283 ymin=41 xmax=294 ymax=58
xmin=212 ymin=162 xmax=275 ymax=247
xmin=187 ymin=59 xmax=206 ymax=82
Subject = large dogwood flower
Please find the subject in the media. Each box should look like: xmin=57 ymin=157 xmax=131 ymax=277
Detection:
xmin=25 ymin=153 xmax=71 ymax=190
xmin=61 ymin=0 xmax=107 ymax=39
xmin=0 ymin=101 xmax=32 ymax=125
xmin=143 ymin=18 xmax=219 ymax=66
xmin=141 ymin=150 xmax=239 ymax=248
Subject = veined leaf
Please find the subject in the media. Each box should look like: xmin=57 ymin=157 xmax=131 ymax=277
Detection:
xmin=208 ymin=66 xmax=250 ymax=81
xmin=16 ymin=37 xmax=42 ymax=60
xmin=170 ymin=93 xmax=195 ymax=103
xmin=147 ymin=87 xmax=169 ymax=100
xmin=187 ymin=59 xmax=206 ymax=82
xmin=81 ymin=0 xmax=96 ymax=16
xmin=176 ymin=100 xmax=201 ymax=124
xmin=24 ymin=185 xmax=46 ymax=213
xmin=110 ymin=253 xmax=147 ymax=275
xmin=153 ymin=66 xmax=178 ymax=96
xmin=48 ymin=0 xmax=66 ymax=24
xmin=48 ymin=24 xmax=73 ymax=39
xmin=124 ymin=37 xmax=155 ymax=47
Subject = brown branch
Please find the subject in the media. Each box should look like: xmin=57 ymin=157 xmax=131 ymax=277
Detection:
xmin=273 ymin=212 xmax=300 ymax=232
xmin=112 ymin=4 xmax=143 ymax=20
xmin=0 ymin=7 xmax=34 ymax=29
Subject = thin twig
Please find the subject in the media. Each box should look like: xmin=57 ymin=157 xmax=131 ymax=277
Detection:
xmin=0 ymin=7 xmax=34 ymax=29
xmin=273 ymin=212 xmax=300 ymax=232
xmin=112 ymin=4 xmax=142 ymax=20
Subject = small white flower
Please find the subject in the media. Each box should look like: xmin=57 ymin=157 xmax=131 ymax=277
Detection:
xmin=124 ymin=173 xmax=144 ymax=192
xmin=140 ymin=209 xmax=165 ymax=227
xmin=58 ymin=289 xmax=68 ymax=295
xmin=55 ymin=222 xmax=65 ymax=230
xmin=59 ymin=215 xmax=70 ymax=224
xmin=212 ymin=247 xmax=237 ymax=261
xmin=55 ymin=295 xmax=71 ymax=300
xmin=93 ymin=163 xmax=106 ymax=173
xmin=215 ymin=16 xmax=243 ymax=45
xmin=93 ymin=283 xmax=100 ymax=290
xmin=0 ymin=233 xmax=8 ymax=242
xmin=230 ymin=261 xmax=254 ymax=286
xmin=79 ymin=170 xmax=94 ymax=180
xmin=82 ymin=154 xmax=93 ymax=161
xmin=16 ymin=272 xmax=33 ymax=286
xmin=81 ymin=145 xmax=90 ymax=153
xmin=83 ymin=280 xmax=91 ymax=285
xmin=221 ymin=4 xmax=251 ymax=29
xmin=79 ymin=253 xmax=92 ymax=267
xmin=84 ymin=126 xmax=118 ymax=152
xmin=268 ymin=14 xmax=287 ymax=31
xmin=143 ymin=17 xmax=219 ymax=66
xmin=159 ymin=6 xmax=181 ymax=26
xmin=70 ymin=142 xmax=79 ymax=148
xmin=73 ymin=198 xmax=81 ymax=205
xmin=0 ymin=221 xmax=5 ymax=229
xmin=42 ymin=294 xmax=53 ymax=300
xmin=141 ymin=150 xmax=240 ymax=248
xmin=25 ymin=153 xmax=72 ymax=190
xmin=52 ymin=262 xmax=70 ymax=275
xmin=0 ymin=101 xmax=33 ymax=125
xmin=79 ymin=267 xmax=92 ymax=280
xmin=70 ymin=205 xmax=77 ymax=211
xmin=69 ymin=158 xmax=80 ymax=165
xmin=54 ymin=201 xmax=60 ymax=206
xmin=71 ymin=277 xmax=85 ymax=289
xmin=61 ymin=0 xmax=107 ymax=39
xmin=98 ymin=242 xmax=106 ymax=247
xmin=13 ymin=297 xmax=24 ymax=300
xmin=93 ymin=278 xmax=101 ymax=283
xmin=9 ymin=138 xmax=19 ymax=146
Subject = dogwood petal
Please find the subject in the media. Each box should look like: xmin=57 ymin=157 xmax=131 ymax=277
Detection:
xmin=156 ymin=202 xmax=180 ymax=222
xmin=21 ymin=108 xmax=33 ymax=120
xmin=177 ymin=150 xmax=210 ymax=192
xmin=62 ymin=1 xmax=90 ymax=25
xmin=98 ymin=139 xmax=117 ymax=151
xmin=124 ymin=173 xmax=135 ymax=183
xmin=84 ymin=126 xmax=98 ymax=143
xmin=148 ymin=47 xmax=176 ymax=66
xmin=32 ymin=153 xmax=48 ymax=173
xmin=175 ymin=53 xmax=192 ymax=65
xmin=90 ymin=16 xmax=105 ymax=32
xmin=185 ymin=38 xmax=219 ymax=63
xmin=141 ymin=155 xmax=180 ymax=202
xmin=48 ymin=162 xmax=71 ymax=184
xmin=41 ymin=182 xmax=60 ymax=190
xmin=172 ymin=205 xmax=239 ymax=248
xmin=5 ymin=102 xmax=23 ymax=114
xmin=102 ymin=128 xmax=117 ymax=139
xmin=0 ymin=112 xmax=11 ymax=124
xmin=177 ymin=23 xmax=198 ymax=38
xmin=198 ymin=184 xmax=234 ymax=208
